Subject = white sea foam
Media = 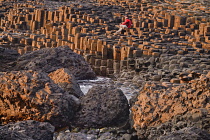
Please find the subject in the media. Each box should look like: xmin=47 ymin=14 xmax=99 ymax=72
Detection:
xmin=78 ymin=76 xmax=137 ymax=100
xmin=78 ymin=76 xmax=111 ymax=94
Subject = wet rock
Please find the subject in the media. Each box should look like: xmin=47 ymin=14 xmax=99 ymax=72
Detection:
xmin=54 ymin=127 xmax=129 ymax=140
xmin=0 ymin=70 xmax=78 ymax=129
xmin=0 ymin=120 xmax=54 ymax=140
xmin=48 ymin=68 xmax=84 ymax=98
xmin=98 ymin=132 xmax=117 ymax=140
xmin=55 ymin=131 xmax=97 ymax=140
xmin=73 ymin=85 xmax=129 ymax=128
xmin=158 ymin=127 xmax=210 ymax=140
xmin=13 ymin=46 xmax=96 ymax=80
xmin=121 ymin=134 xmax=132 ymax=140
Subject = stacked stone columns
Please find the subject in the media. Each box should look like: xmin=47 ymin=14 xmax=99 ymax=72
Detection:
xmin=0 ymin=0 xmax=210 ymax=76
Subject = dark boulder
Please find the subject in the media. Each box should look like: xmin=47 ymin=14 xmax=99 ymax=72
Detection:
xmin=12 ymin=46 xmax=96 ymax=80
xmin=0 ymin=47 xmax=19 ymax=72
xmin=73 ymin=85 xmax=129 ymax=128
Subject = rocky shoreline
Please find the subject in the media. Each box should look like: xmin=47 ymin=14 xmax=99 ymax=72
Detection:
xmin=0 ymin=46 xmax=209 ymax=140
xmin=0 ymin=0 xmax=210 ymax=139
xmin=0 ymin=46 xmax=132 ymax=140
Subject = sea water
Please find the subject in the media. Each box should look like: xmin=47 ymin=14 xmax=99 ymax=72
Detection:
xmin=78 ymin=76 xmax=137 ymax=100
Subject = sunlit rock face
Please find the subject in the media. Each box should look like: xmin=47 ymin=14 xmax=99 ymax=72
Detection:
xmin=0 ymin=70 xmax=79 ymax=129
xmin=131 ymin=72 xmax=210 ymax=139
xmin=48 ymin=68 xmax=84 ymax=98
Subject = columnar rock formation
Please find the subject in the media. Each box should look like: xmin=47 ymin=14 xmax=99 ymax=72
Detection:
xmin=0 ymin=0 xmax=209 ymax=78
xmin=0 ymin=0 xmax=210 ymax=139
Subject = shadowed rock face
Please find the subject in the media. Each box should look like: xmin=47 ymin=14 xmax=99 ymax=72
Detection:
xmin=0 ymin=47 xmax=19 ymax=72
xmin=73 ymin=85 xmax=129 ymax=128
xmin=0 ymin=120 xmax=55 ymax=140
xmin=131 ymin=72 xmax=210 ymax=139
xmin=12 ymin=46 xmax=96 ymax=80
xmin=0 ymin=70 xmax=79 ymax=129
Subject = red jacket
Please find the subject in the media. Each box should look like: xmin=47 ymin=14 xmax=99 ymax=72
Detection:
xmin=121 ymin=19 xmax=132 ymax=28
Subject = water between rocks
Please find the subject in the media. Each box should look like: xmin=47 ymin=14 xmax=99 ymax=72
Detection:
xmin=78 ymin=76 xmax=139 ymax=101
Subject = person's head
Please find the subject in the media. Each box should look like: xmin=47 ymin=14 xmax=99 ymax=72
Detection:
xmin=124 ymin=15 xmax=129 ymax=19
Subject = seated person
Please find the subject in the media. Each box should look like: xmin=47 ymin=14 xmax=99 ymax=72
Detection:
xmin=114 ymin=15 xmax=132 ymax=35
